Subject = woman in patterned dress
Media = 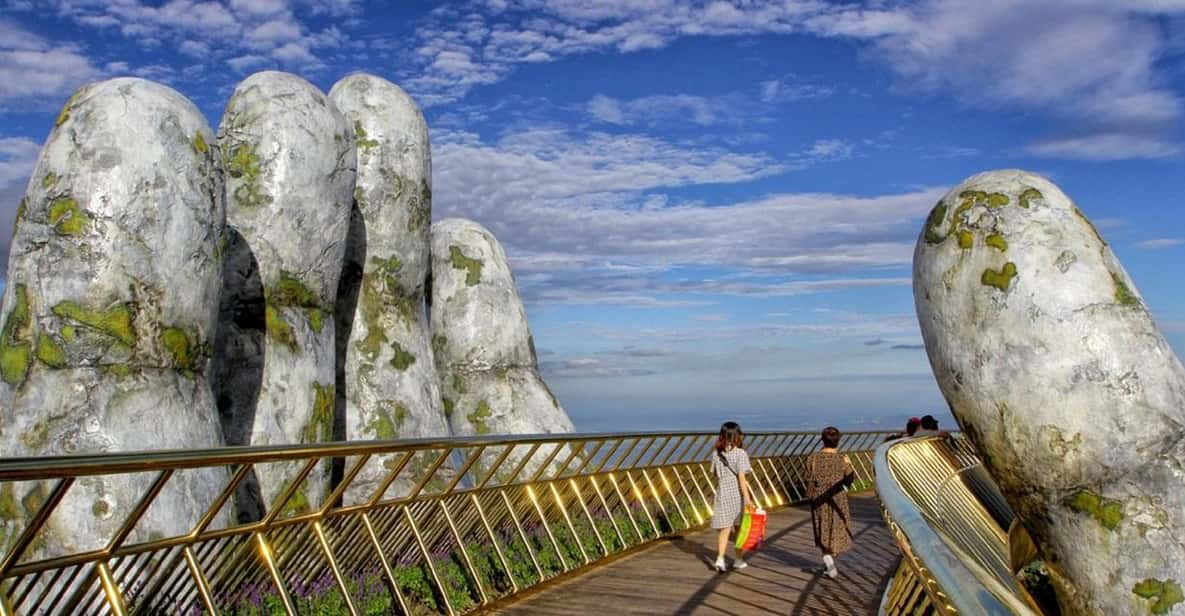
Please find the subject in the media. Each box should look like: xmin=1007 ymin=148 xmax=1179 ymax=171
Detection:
xmin=806 ymin=426 xmax=855 ymax=579
xmin=710 ymin=421 xmax=755 ymax=572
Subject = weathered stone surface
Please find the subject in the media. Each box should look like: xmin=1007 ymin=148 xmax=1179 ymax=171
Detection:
xmin=430 ymin=218 xmax=573 ymax=440
xmin=913 ymin=169 xmax=1185 ymax=615
xmin=0 ymin=78 xmax=228 ymax=557
xmin=212 ymin=71 xmax=354 ymax=516
xmin=328 ymin=74 xmax=450 ymax=504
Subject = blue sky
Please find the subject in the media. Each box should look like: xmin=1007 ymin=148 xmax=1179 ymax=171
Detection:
xmin=2 ymin=0 xmax=1184 ymax=433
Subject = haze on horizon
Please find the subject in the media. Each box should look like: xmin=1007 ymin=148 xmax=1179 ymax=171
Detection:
xmin=1 ymin=1 xmax=1183 ymax=432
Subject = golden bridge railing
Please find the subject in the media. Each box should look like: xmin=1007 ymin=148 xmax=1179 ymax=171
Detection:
xmin=0 ymin=430 xmax=889 ymax=615
xmin=875 ymin=436 xmax=1045 ymax=616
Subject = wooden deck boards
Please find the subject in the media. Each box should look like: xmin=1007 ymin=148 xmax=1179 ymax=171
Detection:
xmin=494 ymin=494 xmax=898 ymax=615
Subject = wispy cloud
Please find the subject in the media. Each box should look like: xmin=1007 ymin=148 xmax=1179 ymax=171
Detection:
xmin=0 ymin=19 xmax=102 ymax=106
xmin=1026 ymin=133 xmax=1182 ymax=160
xmin=1136 ymin=238 xmax=1185 ymax=249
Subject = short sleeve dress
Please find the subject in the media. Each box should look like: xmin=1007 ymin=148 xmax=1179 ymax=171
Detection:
xmin=710 ymin=447 xmax=752 ymax=529
xmin=806 ymin=451 xmax=853 ymax=554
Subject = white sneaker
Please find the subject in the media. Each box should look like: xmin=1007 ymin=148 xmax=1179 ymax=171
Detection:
xmin=733 ymin=559 xmax=748 ymax=570
xmin=714 ymin=558 xmax=727 ymax=572
xmin=825 ymin=566 xmax=838 ymax=579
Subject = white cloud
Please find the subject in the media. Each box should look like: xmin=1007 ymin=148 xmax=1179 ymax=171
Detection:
xmin=1025 ymin=133 xmax=1182 ymax=160
xmin=0 ymin=20 xmax=101 ymax=105
xmin=0 ymin=137 xmax=39 ymax=185
xmin=433 ymin=125 xmax=942 ymax=306
xmin=227 ymin=54 xmax=271 ymax=73
xmin=1136 ymin=238 xmax=1185 ymax=249
xmin=585 ymin=93 xmax=719 ymax=126
xmin=270 ymin=41 xmax=319 ymax=66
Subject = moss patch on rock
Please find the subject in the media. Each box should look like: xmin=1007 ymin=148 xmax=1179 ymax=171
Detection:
xmin=264 ymin=305 xmax=298 ymax=353
xmin=389 ymin=341 xmax=415 ymax=371
xmin=985 ymin=234 xmax=1008 ymax=252
xmin=1018 ymin=187 xmax=1042 ymax=209
xmin=981 ymin=262 xmax=1017 ymax=292
xmin=923 ymin=201 xmax=948 ymax=244
xmin=449 ymin=245 xmax=483 ymax=286
xmin=957 ymin=230 xmax=973 ymax=249
xmin=41 ymin=172 xmax=57 ymax=189
xmin=12 ymin=198 xmax=27 ymax=239
xmin=222 ymin=142 xmax=269 ymax=208
xmin=303 ymin=383 xmax=334 ymax=443
xmin=48 ymin=197 xmax=89 ymax=236
xmin=1112 ymin=272 xmax=1141 ymax=307
xmin=20 ymin=421 xmax=49 ymax=450
xmin=365 ymin=403 xmax=408 ymax=440
xmin=161 ymin=327 xmax=200 ymax=373
xmin=468 ymin=400 xmax=493 ymax=435
xmin=1133 ymin=579 xmax=1184 ymax=615
xmin=192 ymin=133 xmax=208 ymax=154
xmin=1066 ymin=489 xmax=1123 ymax=530
xmin=1 ymin=284 xmax=33 ymax=386
xmin=35 ymin=334 xmax=67 ymax=368
xmin=52 ymin=300 xmax=135 ymax=346
xmin=354 ymin=121 xmax=379 ymax=150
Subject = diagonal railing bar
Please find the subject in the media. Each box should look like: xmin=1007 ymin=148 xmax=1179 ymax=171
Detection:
xmin=0 ymin=430 xmax=890 ymax=614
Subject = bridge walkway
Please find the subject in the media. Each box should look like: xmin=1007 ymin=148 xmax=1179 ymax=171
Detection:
xmin=495 ymin=494 xmax=897 ymax=615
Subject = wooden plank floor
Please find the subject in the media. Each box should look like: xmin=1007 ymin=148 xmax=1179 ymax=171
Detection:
xmin=495 ymin=494 xmax=898 ymax=615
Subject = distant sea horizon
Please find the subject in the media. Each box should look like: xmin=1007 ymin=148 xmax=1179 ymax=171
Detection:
xmin=564 ymin=407 xmax=958 ymax=435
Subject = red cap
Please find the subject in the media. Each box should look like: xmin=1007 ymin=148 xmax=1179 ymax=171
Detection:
xmin=907 ymin=417 xmax=921 ymax=425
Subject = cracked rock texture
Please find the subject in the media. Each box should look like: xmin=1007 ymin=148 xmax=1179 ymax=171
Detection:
xmin=0 ymin=78 xmax=228 ymax=558
xmin=914 ymin=169 xmax=1185 ymax=615
xmin=212 ymin=71 xmax=354 ymax=517
xmin=430 ymin=219 xmax=573 ymax=469
xmin=328 ymin=74 xmax=450 ymax=504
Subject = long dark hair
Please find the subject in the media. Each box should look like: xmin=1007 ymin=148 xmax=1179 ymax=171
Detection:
xmin=716 ymin=421 xmax=743 ymax=453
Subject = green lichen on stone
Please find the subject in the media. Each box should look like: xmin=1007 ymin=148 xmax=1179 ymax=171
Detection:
xmin=278 ymin=482 xmax=310 ymax=516
xmin=55 ymin=93 xmax=76 ymax=127
xmin=449 ymin=245 xmax=483 ymax=286
xmin=264 ymin=305 xmax=298 ymax=353
xmin=986 ymin=192 xmax=1009 ymax=207
xmin=365 ymin=403 xmax=407 ymax=440
xmin=356 ymin=256 xmax=406 ymax=359
xmin=432 ymin=334 xmax=447 ymax=356
xmin=303 ymin=383 xmax=334 ymax=443
xmin=21 ymin=484 xmax=45 ymax=517
xmin=1133 ymin=579 xmax=1184 ymax=615
xmin=957 ymin=230 xmax=973 ymax=249
xmin=1112 ymin=272 xmax=1140 ymax=307
xmin=92 ymin=500 xmax=109 ymax=518
xmin=451 ymin=373 xmax=466 ymax=394
xmin=923 ymin=202 xmax=948 ymax=244
xmin=1066 ymin=489 xmax=1124 ymax=530
xmin=389 ymin=341 xmax=415 ymax=371
xmin=0 ymin=484 xmax=19 ymax=520
xmin=354 ymin=121 xmax=379 ymax=150
xmin=13 ymin=198 xmax=27 ymax=238
xmin=61 ymin=325 xmax=75 ymax=342
xmin=222 ymin=142 xmax=269 ymax=207
xmin=443 ymin=398 xmax=455 ymax=418
xmin=1 ymin=284 xmax=33 ymax=386
xmin=1018 ymin=187 xmax=1042 ymax=209
xmin=308 ymin=308 xmax=324 ymax=334
xmin=269 ymin=271 xmax=319 ymax=308
xmin=985 ymin=234 xmax=1008 ymax=252
xmin=52 ymin=300 xmax=135 ymax=346
xmin=407 ymin=179 xmax=432 ymax=232
xmin=959 ymin=190 xmax=987 ymax=201
xmin=103 ymin=364 xmax=132 ymax=377
xmin=161 ymin=327 xmax=198 ymax=373
xmin=468 ymin=400 xmax=493 ymax=435
xmin=20 ymin=421 xmax=49 ymax=450
xmin=35 ymin=334 xmax=66 ymax=368
xmin=48 ymin=197 xmax=89 ymax=236
xmin=981 ymin=262 xmax=1017 ymax=292
xmin=192 ymin=133 xmax=208 ymax=154
xmin=41 ymin=172 xmax=57 ymax=188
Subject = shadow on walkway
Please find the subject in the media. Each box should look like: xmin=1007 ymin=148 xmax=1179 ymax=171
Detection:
xmin=496 ymin=494 xmax=898 ymax=615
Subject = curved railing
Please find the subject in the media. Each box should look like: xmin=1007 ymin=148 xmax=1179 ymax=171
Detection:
xmin=0 ymin=430 xmax=889 ymax=615
xmin=875 ymin=436 xmax=1047 ymax=615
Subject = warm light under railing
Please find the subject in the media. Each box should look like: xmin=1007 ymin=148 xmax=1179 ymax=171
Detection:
xmin=0 ymin=430 xmax=888 ymax=615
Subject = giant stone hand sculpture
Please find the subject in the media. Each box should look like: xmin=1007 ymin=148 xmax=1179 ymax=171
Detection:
xmin=0 ymin=78 xmax=229 ymax=556
xmin=913 ymin=169 xmax=1185 ymax=615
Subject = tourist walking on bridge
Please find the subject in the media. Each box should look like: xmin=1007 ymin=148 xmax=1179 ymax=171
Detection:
xmin=807 ymin=426 xmax=855 ymax=579
xmin=710 ymin=421 xmax=755 ymax=572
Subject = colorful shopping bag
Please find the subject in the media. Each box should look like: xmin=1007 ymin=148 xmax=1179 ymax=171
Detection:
xmin=735 ymin=507 xmax=767 ymax=551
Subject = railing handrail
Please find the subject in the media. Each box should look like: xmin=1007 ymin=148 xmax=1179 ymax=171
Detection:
xmin=0 ymin=430 xmax=852 ymax=480
xmin=875 ymin=436 xmax=1038 ymax=615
